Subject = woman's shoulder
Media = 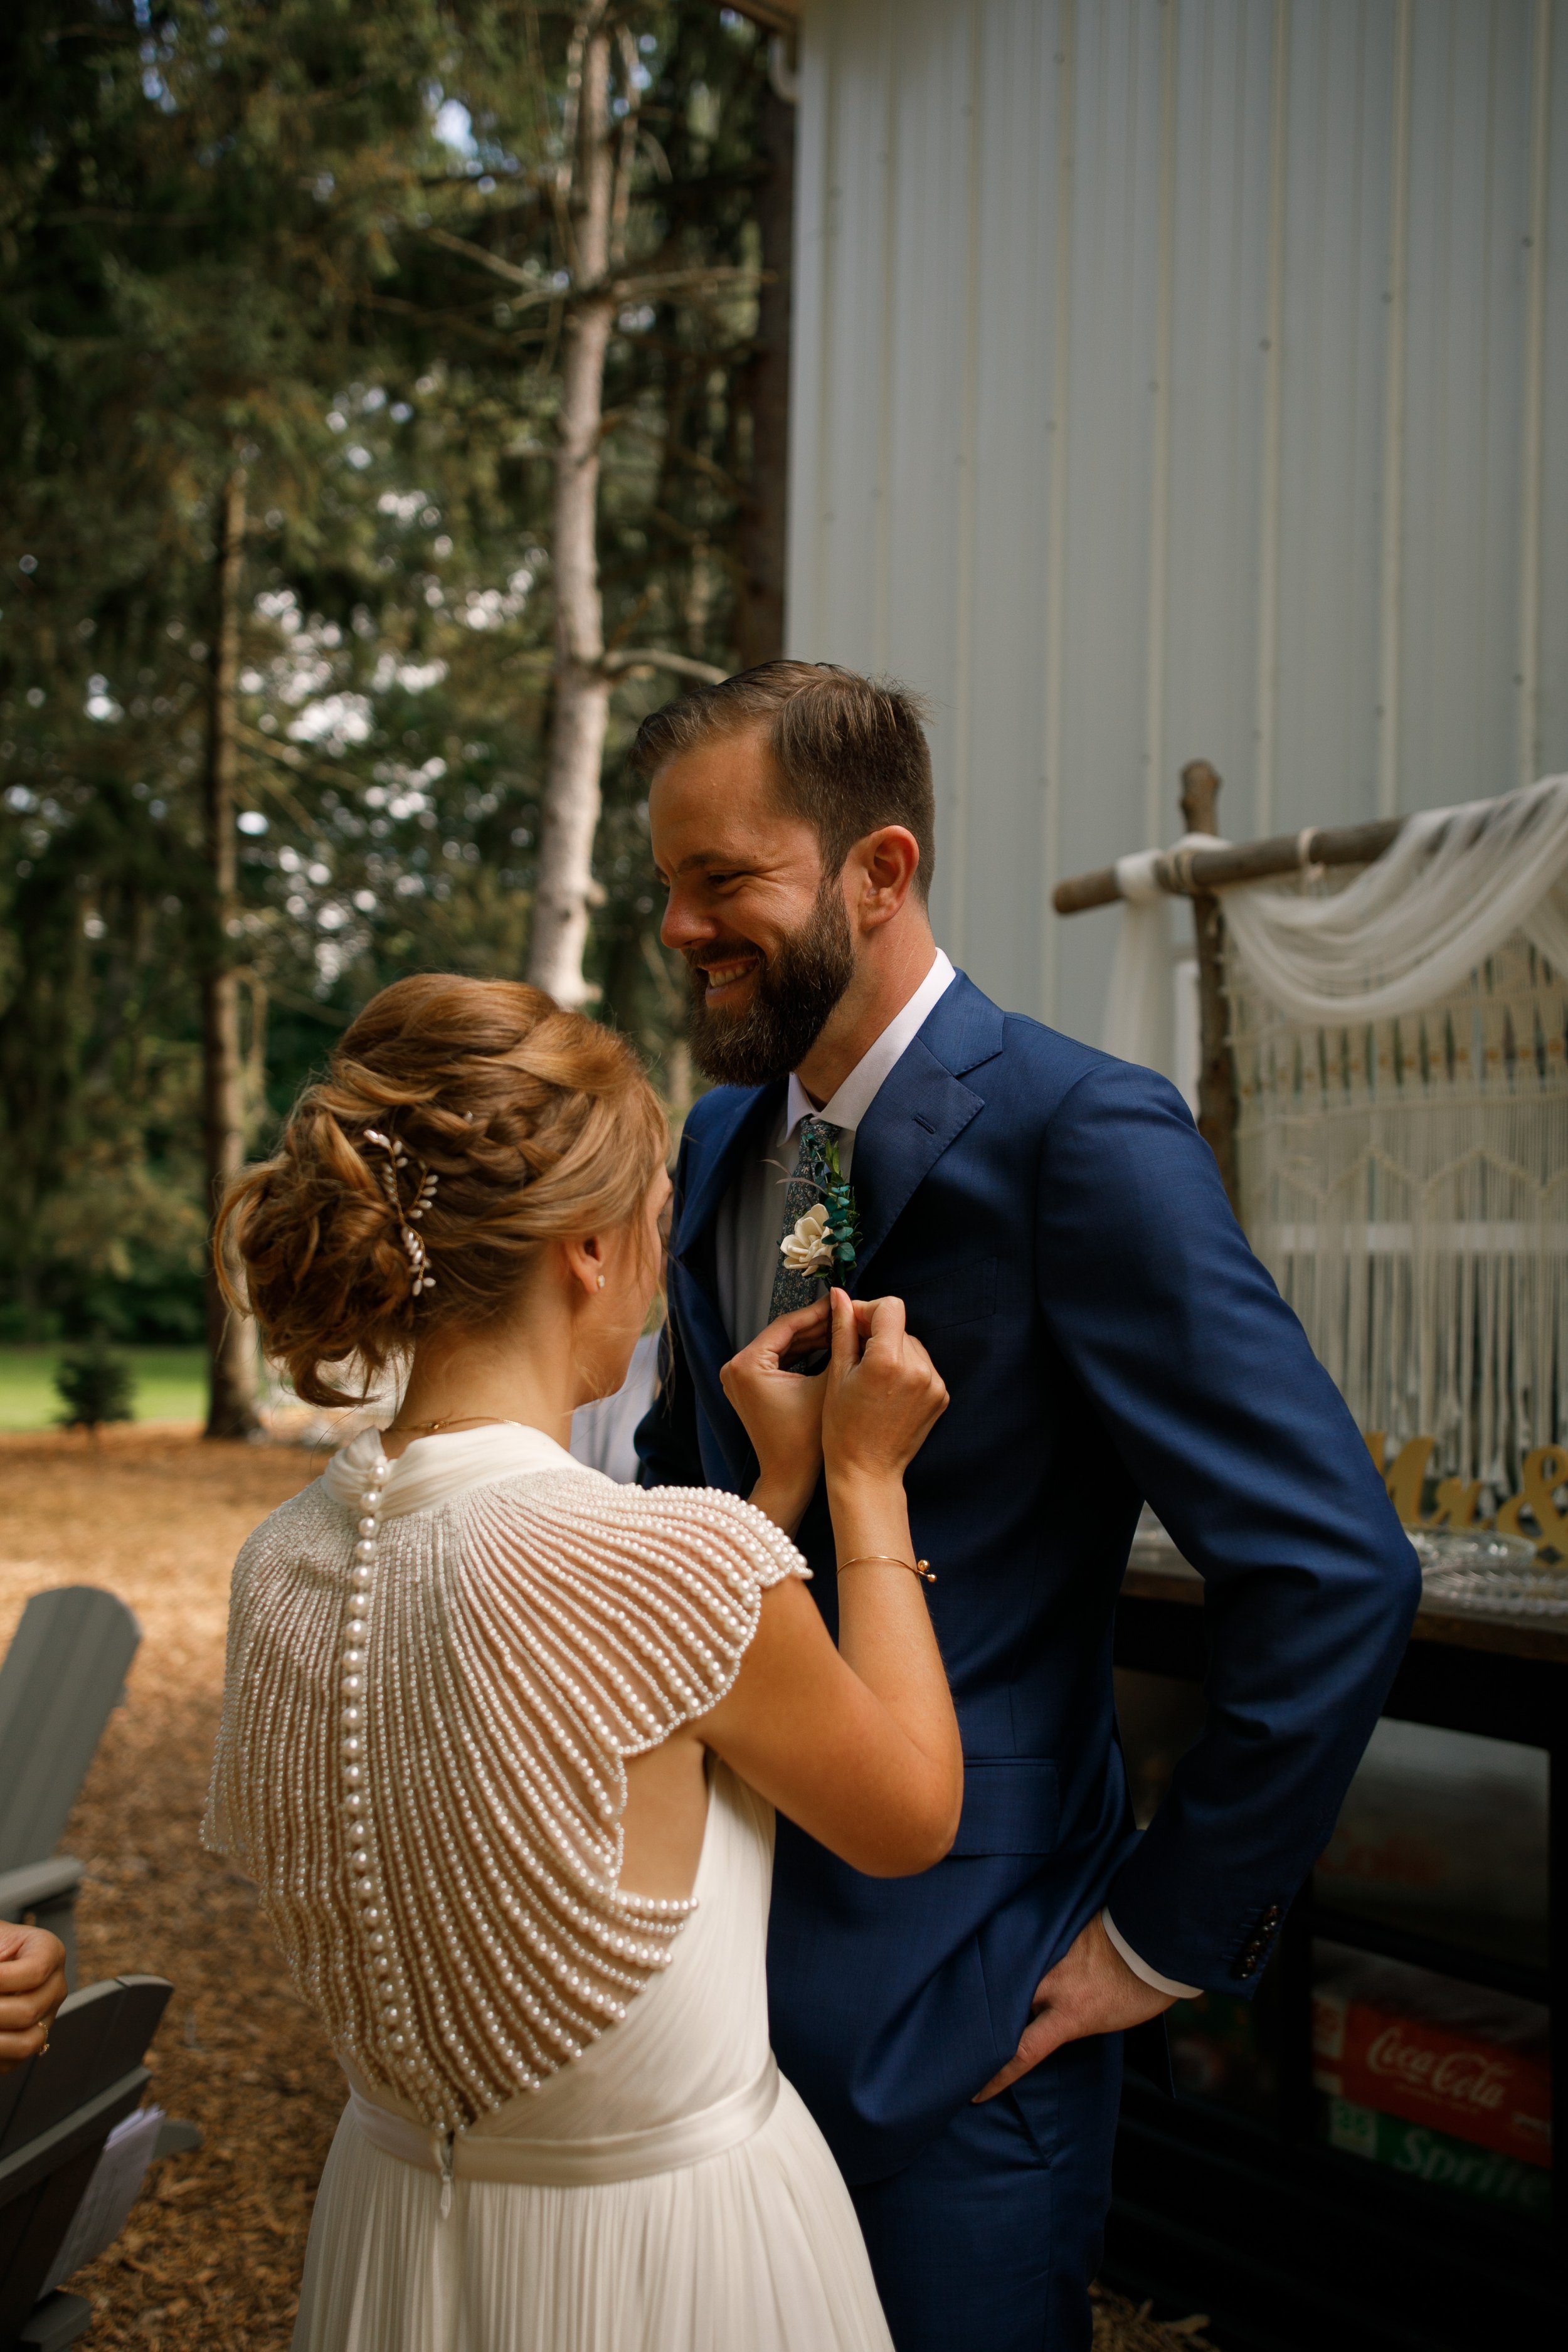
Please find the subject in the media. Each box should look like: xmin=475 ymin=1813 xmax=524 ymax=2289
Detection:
xmin=233 ymin=1471 xmax=342 ymax=1577
xmin=467 ymin=1468 xmax=808 ymax=1594
xmin=450 ymin=1472 xmax=805 ymax=1744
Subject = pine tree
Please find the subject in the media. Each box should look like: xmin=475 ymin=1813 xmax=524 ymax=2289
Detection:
xmin=0 ymin=0 xmax=789 ymax=1372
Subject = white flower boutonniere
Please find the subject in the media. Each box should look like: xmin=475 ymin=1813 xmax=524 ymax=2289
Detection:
xmin=780 ymin=1201 xmax=835 ymax=1278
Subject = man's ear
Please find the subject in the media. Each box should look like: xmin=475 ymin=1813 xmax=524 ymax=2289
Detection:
xmin=852 ymin=826 xmax=921 ymax=926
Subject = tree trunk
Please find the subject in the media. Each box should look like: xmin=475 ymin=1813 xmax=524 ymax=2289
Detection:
xmin=735 ymin=69 xmax=795 ymax=670
xmin=529 ymin=15 xmax=617 ymax=1010
xmin=202 ymin=467 xmax=260 ymax=1439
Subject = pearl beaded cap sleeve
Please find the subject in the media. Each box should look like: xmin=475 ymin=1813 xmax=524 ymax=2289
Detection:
xmin=203 ymin=1468 xmax=806 ymax=2133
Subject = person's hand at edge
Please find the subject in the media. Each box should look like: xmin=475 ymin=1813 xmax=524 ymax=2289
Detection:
xmin=0 ymin=1921 xmax=68 ymax=2072
xmin=973 ymin=1912 xmax=1173 ymax=2100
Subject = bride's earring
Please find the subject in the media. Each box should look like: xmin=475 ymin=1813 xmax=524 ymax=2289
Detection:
xmin=596 ymin=1274 xmax=605 ymax=1290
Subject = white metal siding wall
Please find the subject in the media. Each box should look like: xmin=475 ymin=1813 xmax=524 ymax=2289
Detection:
xmin=787 ymin=0 xmax=1568 ymax=1046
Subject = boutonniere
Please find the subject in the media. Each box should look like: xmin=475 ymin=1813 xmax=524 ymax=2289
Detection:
xmin=780 ymin=1135 xmax=862 ymax=1281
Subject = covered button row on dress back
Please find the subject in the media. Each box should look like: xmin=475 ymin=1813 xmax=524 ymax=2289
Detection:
xmin=213 ymin=1468 xmax=806 ymax=2134
xmin=342 ymin=1454 xmax=423 ymax=2094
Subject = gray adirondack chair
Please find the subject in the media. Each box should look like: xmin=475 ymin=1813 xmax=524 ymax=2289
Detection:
xmin=0 ymin=1591 xmax=142 ymax=1990
xmin=0 ymin=1974 xmax=175 ymax=2351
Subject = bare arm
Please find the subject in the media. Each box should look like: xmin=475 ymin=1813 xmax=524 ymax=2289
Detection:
xmin=703 ymin=1290 xmax=961 ymax=1877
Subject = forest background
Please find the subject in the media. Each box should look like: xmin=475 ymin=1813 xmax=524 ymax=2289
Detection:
xmin=0 ymin=0 xmax=792 ymax=1426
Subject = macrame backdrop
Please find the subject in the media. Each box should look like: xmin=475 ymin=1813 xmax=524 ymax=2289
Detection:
xmin=1217 ymin=778 xmax=1568 ymax=1490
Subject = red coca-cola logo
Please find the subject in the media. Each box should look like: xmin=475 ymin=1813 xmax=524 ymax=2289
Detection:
xmin=1365 ymin=2024 xmax=1512 ymax=2114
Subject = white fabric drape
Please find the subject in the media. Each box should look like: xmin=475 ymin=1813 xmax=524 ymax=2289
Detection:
xmin=1101 ymin=834 xmax=1221 ymax=1107
xmin=1213 ymin=776 xmax=1568 ymax=1489
xmin=1221 ymin=776 xmax=1568 ymax=1022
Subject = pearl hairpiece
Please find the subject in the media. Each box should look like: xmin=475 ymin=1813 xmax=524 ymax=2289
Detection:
xmin=363 ymin=1129 xmax=438 ymax=1295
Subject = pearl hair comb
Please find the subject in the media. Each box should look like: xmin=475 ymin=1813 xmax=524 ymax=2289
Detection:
xmin=363 ymin=1129 xmax=438 ymax=1295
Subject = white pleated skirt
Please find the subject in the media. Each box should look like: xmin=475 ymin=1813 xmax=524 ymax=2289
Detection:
xmin=291 ymin=2074 xmax=893 ymax=2352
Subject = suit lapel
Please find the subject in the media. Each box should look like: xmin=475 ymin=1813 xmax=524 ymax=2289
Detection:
xmin=671 ymin=1082 xmax=783 ymax=1486
xmin=847 ymin=973 xmax=1005 ymax=1291
xmin=667 ymin=975 xmax=1005 ymax=1449
xmin=673 ymin=1081 xmax=783 ymax=1282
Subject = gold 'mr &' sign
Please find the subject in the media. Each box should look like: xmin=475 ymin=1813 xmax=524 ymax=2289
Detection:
xmin=1364 ymin=1434 xmax=1568 ymax=1560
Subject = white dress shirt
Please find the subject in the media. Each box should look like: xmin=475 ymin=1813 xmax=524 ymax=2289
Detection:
xmin=709 ymin=941 xmax=1195 ymax=2005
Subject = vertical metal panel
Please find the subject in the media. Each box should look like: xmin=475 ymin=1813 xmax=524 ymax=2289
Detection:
xmin=955 ymin=1 xmax=1062 ymax=1001
xmin=1253 ymin=0 xmax=1293 ymax=834
xmin=879 ymin=0 xmax=982 ymax=960
xmin=1517 ymin=0 xmax=1554 ymax=786
xmin=1374 ymin=0 xmax=1413 ymax=821
xmin=1041 ymin=0 xmax=1079 ymax=1018
xmin=1538 ymin=0 xmax=1568 ymax=777
xmin=788 ymin=0 xmax=1568 ymax=1046
xmin=1162 ymin=0 xmax=1278 ymax=837
xmin=1397 ymin=0 xmax=1538 ymax=806
xmin=1270 ymin=0 xmax=1396 ymax=837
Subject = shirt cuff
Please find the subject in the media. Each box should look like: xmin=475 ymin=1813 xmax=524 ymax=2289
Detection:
xmin=1101 ymin=1907 xmax=1202 ymax=2001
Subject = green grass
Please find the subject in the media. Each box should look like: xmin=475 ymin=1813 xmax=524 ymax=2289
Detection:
xmin=0 ymin=1345 xmax=208 ymax=1432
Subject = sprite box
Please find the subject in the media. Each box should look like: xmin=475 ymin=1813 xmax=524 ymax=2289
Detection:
xmin=1322 ymin=2095 xmax=1551 ymax=2219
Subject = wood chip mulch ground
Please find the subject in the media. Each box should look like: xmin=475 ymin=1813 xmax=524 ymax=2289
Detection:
xmin=1 ymin=1426 xmax=1220 ymax=2352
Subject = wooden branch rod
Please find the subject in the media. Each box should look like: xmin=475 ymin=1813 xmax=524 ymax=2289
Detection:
xmin=1052 ymin=815 xmax=1406 ymax=915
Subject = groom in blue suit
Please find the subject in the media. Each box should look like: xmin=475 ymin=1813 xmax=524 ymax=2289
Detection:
xmin=633 ymin=664 xmax=1419 ymax=2351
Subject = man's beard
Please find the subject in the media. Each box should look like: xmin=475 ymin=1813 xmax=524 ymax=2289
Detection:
xmin=685 ymin=880 xmax=855 ymax=1088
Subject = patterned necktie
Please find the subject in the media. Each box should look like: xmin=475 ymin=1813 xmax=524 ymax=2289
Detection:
xmin=768 ymin=1116 xmax=842 ymax=1321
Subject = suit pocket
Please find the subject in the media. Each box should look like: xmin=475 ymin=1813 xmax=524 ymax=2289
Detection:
xmin=911 ymin=1256 xmax=999 ymax=1333
xmin=949 ymin=1759 xmax=1060 ymax=1857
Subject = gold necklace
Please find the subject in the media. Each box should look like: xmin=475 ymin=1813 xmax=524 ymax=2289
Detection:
xmin=384 ymin=1413 xmax=521 ymax=1437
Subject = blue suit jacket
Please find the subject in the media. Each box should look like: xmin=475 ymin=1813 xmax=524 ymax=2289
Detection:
xmin=637 ymin=973 xmax=1419 ymax=2183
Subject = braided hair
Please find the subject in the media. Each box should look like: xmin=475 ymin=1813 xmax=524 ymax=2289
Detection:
xmin=216 ymin=975 xmax=669 ymax=1408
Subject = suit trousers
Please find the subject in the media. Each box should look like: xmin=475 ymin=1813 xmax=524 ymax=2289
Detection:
xmin=850 ymin=2030 xmax=1125 ymax=2352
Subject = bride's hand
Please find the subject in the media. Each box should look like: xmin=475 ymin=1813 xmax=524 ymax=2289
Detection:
xmin=823 ymin=1290 xmax=948 ymax=1487
xmin=721 ymin=1300 xmax=836 ymax=1530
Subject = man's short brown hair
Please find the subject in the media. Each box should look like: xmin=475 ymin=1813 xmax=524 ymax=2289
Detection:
xmin=630 ymin=661 xmax=936 ymax=901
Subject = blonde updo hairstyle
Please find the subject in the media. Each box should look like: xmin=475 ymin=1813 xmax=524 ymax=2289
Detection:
xmin=218 ymin=975 xmax=670 ymax=1408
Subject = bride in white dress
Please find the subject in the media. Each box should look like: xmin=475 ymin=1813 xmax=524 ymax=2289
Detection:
xmin=204 ymin=974 xmax=960 ymax=2352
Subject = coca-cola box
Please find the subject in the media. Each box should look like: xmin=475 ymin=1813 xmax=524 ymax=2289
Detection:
xmin=1311 ymin=1941 xmax=1551 ymax=2171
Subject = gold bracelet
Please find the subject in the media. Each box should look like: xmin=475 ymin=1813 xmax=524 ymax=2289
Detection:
xmin=837 ymin=1554 xmax=936 ymax=1585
